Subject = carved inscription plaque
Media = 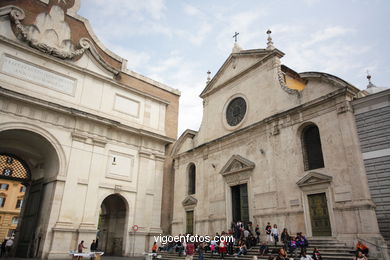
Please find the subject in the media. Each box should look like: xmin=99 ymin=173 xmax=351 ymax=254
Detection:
xmin=1 ymin=55 xmax=77 ymax=95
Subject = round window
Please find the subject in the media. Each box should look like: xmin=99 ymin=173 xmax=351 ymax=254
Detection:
xmin=226 ymin=97 xmax=247 ymax=126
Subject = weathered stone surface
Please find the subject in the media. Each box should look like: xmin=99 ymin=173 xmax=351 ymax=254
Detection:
xmin=169 ymin=43 xmax=388 ymax=258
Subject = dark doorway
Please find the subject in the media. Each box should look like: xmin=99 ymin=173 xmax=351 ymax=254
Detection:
xmin=186 ymin=211 xmax=194 ymax=234
xmin=16 ymin=179 xmax=43 ymax=257
xmin=98 ymin=194 xmax=127 ymax=256
xmin=308 ymin=193 xmax=331 ymax=236
xmin=0 ymin=130 xmax=60 ymax=258
xmin=231 ymin=184 xmax=249 ymax=222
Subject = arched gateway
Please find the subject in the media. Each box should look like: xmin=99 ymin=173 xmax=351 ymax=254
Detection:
xmin=0 ymin=129 xmax=60 ymax=258
xmin=98 ymin=194 xmax=128 ymax=256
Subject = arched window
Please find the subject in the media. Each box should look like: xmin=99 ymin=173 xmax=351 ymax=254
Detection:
xmin=301 ymin=124 xmax=325 ymax=170
xmin=188 ymin=164 xmax=196 ymax=195
xmin=0 ymin=196 xmax=6 ymax=208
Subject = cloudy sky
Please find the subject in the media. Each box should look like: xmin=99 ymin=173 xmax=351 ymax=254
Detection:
xmin=79 ymin=0 xmax=389 ymax=137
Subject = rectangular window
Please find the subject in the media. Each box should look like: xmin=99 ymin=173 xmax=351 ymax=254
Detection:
xmin=16 ymin=199 xmax=23 ymax=209
xmin=7 ymin=229 xmax=16 ymax=238
xmin=0 ymin=197 xmax=6 ymax=208
xmin=0 ymin=184 xmax=9 ymax=190
xmin=11 ymin=217 xmax=18 ymax=225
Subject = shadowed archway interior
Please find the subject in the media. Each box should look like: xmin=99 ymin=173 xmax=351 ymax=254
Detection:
xmin=0 ymin=129 xmax=59 ymax=258
xmin=98 ymin=194 xmax=127 ymax=256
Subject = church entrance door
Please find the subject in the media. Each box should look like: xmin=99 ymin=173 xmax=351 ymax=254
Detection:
xmin=231 ymin=184 xmax=249 ymax=223
xmin=308 ymin=193 xmax=331 ymax=236
xmin=186 ymin=210 xmax=194 ymax=234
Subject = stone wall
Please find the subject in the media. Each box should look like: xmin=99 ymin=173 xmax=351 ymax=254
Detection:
xmin=354 ymin=98 xmax=390 ymax=244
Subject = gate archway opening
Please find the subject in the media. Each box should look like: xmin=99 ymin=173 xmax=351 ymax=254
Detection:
xmin=0 ymin=129 xmax=60 ymax=258
xmin=98 ymin=194 xmax=127 ymax=256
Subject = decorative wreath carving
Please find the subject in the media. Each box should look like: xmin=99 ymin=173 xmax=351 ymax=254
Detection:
xmin=3 ymin=5 xmax=119 ymax=75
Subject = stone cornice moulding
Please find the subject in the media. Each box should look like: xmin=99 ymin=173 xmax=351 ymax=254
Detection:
xmin=0 ymin=86 xmax=175 ymax=144
xmin=153 ymin=154 xmax=166 ymax=162
xmin=0 ymin=36 xmax=172 ymax=105
xmin=74 ymin=14 xmax=180 ymax=96
xmin=296 ymin=171 xmax=333 ymax=188
xmin=182 ymin=195 xmax=198 ymax=208
xmin=139 ymin=150 xmax=153 ymax=159
xmin=275 ymin=58 xmax=301 ymax=96
xmin=220 ymin=154 xmax=255 ymax=176
xmin=200 ymin=50 xmax=282 ymax=98
xmin=98 ymin=182 xmax=136 ymax=193
xmin=174 ymin=88 xmax=351 ymax=158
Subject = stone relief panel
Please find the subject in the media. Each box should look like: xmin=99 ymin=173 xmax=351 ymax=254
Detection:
xmin=106 ymin=150 xmax=135 ymax=182
xmin=220 ymin=154 xmax=255 ymax=176
xmin=10 ymin=5 xmax=89 ymax=59
xmin=0 ymin=54 xmax=77 ymax=95
xmin=334 ymin=185 xmax=352 ymax=202
xmin=219 ymin=154 xmax=255 ymax=185
xmin=114 ymin=94 xmax=140 ymax=118
xmin=254 ymin=191 xmax=277 ymax=210
xmin=224 ymin=171 xmax=251 ymax=186
xmin=1 ymin=4 xmax=119 ymax=74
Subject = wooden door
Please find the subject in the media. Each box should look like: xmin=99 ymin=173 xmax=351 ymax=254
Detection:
xmin=308 ymin=193 xmax=331 ymax=236
xmin=186 ymin=211 xmax=194 ymax=234
xmin=231 ymin=185 xmax=241 ymax=222
xmin=239 ymin=184 xmax=249 ymax=222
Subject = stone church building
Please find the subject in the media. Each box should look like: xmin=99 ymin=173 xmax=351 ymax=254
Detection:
xmin=0 ymin=0 xmax=179 ymax=258
xmin=168 ymin=36 xmax=389 ymax=257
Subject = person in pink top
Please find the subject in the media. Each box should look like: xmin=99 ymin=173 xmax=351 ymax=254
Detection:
xmin=185 ymin=241 xmax=195 ymax=260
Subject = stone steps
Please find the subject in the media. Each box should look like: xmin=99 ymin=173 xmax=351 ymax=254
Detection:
xmin=157 ymin=240 xmax=378 ymax=260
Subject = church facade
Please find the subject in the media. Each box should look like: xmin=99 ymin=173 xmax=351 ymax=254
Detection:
xmin=169 ymin=38 xmax=388 ymax=258
xmin=0 ymin=0 xmax=179 ymax=259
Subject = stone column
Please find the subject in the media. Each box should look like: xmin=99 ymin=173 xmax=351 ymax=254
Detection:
xmin=131 ymin=150 xmax=155 ymax=255
xmin=77 ymin=142 xmax=107 ymax=246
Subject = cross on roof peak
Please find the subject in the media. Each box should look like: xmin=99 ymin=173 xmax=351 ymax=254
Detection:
xmin=233 ymin=32 xmax=239 ymax=43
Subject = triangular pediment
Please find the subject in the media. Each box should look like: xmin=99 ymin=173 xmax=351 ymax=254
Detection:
xmin=182 ymin=195 xmax=198 ymax=207
xmin=220 ymin=155 xmax=255 ymax=176
xmin=200 ymin=48 xmax=284 ymax=98
xmin=297 ymin=172 xmax=333 ymax=187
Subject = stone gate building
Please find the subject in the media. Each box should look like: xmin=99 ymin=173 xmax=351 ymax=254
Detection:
xmin=0 ymin=0 xmax=179 ymax=258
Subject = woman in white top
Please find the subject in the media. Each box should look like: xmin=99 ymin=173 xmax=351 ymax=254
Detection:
xmin=300 ymin=250 xmax=313 ymax=260
xmin=271 ymin=224 xmax=279 ymax=246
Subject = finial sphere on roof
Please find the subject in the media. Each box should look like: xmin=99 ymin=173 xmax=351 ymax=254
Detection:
xmin=267 ymin=29 xmax=272 ymax=35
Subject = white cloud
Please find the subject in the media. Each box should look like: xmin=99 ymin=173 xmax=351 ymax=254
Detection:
xmin=143 ymin=51 xmax=205 ymax=133
xmin=109 ymin=46 xmax=151 ymax=71
xmin=303 ymin=26 xmax=355 ymax=47
xmin=78 ymin=1 xmax=389 ymax=134
xmin=82 ymin=0 xmax=166 ymax=20
xmin=183 ymin=4 xmax=201 ymax=16
xmin=302 ymin=0 xmax=320 ymax=5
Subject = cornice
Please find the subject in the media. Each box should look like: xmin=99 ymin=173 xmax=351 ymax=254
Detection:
xmin=0 ymin=36 xmax=171 ymax=105
xmin=200 ymin=51 xmax=278 ymax=98
xmin=0 ymin=86 xmax=175 ymax=144
xmin=174 ymin=88 xmax=350 ymax=158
